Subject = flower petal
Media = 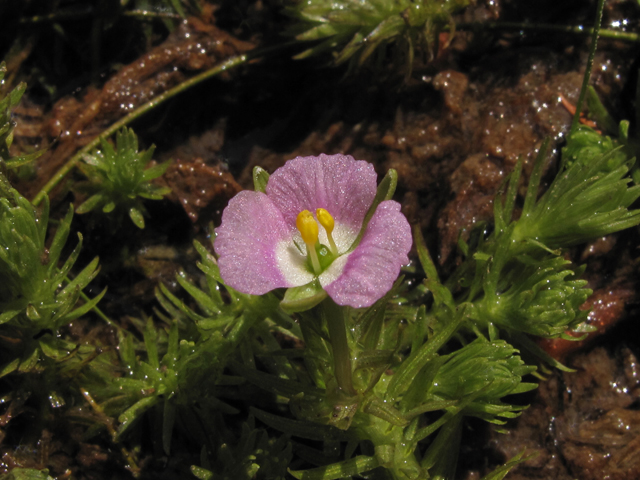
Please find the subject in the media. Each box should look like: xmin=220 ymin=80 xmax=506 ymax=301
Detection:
xmin=266 ymin=154 xmax=377 ymax=237
xmin=215 ymin=191 xmax=295 ymax=295
xmin=322 ymin=200 xmax=412 ymax=308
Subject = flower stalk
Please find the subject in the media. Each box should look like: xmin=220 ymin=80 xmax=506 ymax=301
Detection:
xmin=322 ymin=298 xmax=356 ymax=396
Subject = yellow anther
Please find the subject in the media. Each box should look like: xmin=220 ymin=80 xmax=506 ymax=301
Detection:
xmin=296 ymin=210 xmax=321 ymax=274
xmin=296 ymin=210 xmax=319 ymax=245
xmin=316 ymin=208 xmax=338 ymax=256
xmin=316 ymin=208 xmax=334 ymax=234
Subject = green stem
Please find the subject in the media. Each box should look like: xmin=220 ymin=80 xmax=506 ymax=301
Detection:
xmin=323 ymin=299 xmax=356 ymax=396
xmin=122 ymin=10 xmax=182 ymax=20
xmin=458 ymin=21 xmax=639 ymax=43
xmin=571 ymin=0 xmax=606 ymax=135
xmin=637 ymin=71 xmax=640 ymax=139
xmin=78 ymin=289 xmax=122 ymax=332
xmin=20 ymin=9 xmax=182 ymax=24
xmin=31 ymin=54 xmax=249 ymax=206
xmin=64 ymin=274 xmax=123 ymax=335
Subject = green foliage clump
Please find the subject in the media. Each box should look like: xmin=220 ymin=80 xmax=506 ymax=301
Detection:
xmin=0 ymin=62 xmax=42 ymax=169
xmin=458 ymin=126 xmax=640 ymax=345
xmin=430 ymin=339 xmax=536 ymax=421
xmin=476 ymin=256 xmax=591 ymax=339
xmin=76 ymin=127 xmax=171 ymax=228
xmin=0 ymin=174 xmax=103 ymax=377
xmin=0 ymin=469 xmax=54 ymax=480
xmin=285 ymin=0 xmax=471 ymax=73
xmin=191 ymin=417 xmax=292 ymax=480
xmin=1 ymin=11 xmax=639 ymax=478
xmin=512 ymin=127 xmax=640 ymax=248
xmin=80 ymin=239 xmax=288 ymax=460
xmin=220 ymin=121 xmax=640 ymax=480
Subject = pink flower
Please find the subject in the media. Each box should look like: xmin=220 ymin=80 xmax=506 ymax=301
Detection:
xmin=214 ymin=154 xmax=412 ymax=308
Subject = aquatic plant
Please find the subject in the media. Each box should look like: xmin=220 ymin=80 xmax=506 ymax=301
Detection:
xmin=0 ymin=0 xmax=637 ymax=478
xmin=76 ymin=127 xmax=171 ymax=228
xmin=464 ymin=126 xmax=640 ymax=344
xmin=198 ymin=115 xmax=640 ymax=479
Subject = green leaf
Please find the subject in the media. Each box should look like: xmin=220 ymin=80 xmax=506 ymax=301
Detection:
xmin=77 ymin=127 xmax=168 ymax=225
xmin=60 ymin=256 xmax=100 ymax=297
xmin=4 ymin=149 xmax=45 ymax=170
xmin=19 ymin=347 xmax=40 ymax=373
xmin=117 ymin=396 xmax=161 ymax=439
xmin=362 ymin=395 xmax=408 ymax=426
xmin=475 ymin=255 xmax=591 ymax=338
xmin=140 ymin=159 xmax=171 ymax=181
xmin=58 ymin=287 xmax=107 ymax=324
xmin=0 ymin=358 xmax=20 ymax=379
xmin=144 ymin=317 xmax=160 ymax=369
xmin=0 ymin=467 xmax=55 ymax=480
xmin=508 ymin=332 xmax=574 ymax=372
xmin=76 ymin=193 xmax=106 ymax=214
xmin=190 ymin=466 xmax=213 ymax=480
xmin=430 ymin=338 xmax=536 ymax=402
xmin=355 ymin=276 xmax=402 ymax=350
xmin=175 ymin=272 xmax=221 ymax=316
xmin=194 ymin=239 xmax=224 ymax=284
xmin=289 ymin=455 xmax=379 ymax=480
xmin=168 ymin=0 xmax=187 ymax=17
xmin=514 ymin=129 xmax=640 ymax=247
xmin=285 ymin=0 xmax=470 ymax=75
xmin=586 ymin=86 xmax=618 ymax=135
xmin=401 ymin=355 xmax=447 ymax=413
xmin=385 ymin=309 xmax=463 ymax=402
xmin=414 ymin=225 xmax=454 ymax=310
xmin=47 ymin=204 xmax=73 ymax=273
xmin=230 ymin=361 xmax=324 ymax=398
xmin=162 ymin=396 xmax=176 ymax=455
xmin=251 ymin=407 xmax=353 ymax=442
xmin=7 ymin=82 xmax=26 ymax=107
xmin=0 ymin=309 xmax=20 ymax=325
xmin=162 ymin=321 xmax=179 ymax=370
xmin=348 ymin=168 xmax=398 ymax=253
xmin=253 ymin=166 xmax=270 ymax=193
xmin=480 ymin=450 xmax=535 ymax=480
xmin=118 ymin=331 xmax=136 ymax=370
xmin=281 ymin=280 xmax=327 ymax=313
xmin=156 ymin=282 xmax=211 ymax=326
xmin=39 ymin=336 xmax=71 ymax=360
xmin=129 ymin=207 xmax=145 ymax=228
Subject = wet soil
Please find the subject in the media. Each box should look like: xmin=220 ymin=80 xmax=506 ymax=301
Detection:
xmin=486 ymin=345 xmax=640 ymax=480
xmin=3 ymin=0 xmax=640 ymax=478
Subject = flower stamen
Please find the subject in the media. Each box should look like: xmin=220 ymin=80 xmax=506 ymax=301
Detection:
xmin=316 ymin=208 xmax=338 ymax=256
xmin=296 ymin=210 xmax=321 ymax=274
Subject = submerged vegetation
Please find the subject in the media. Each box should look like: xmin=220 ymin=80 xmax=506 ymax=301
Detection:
xmin=0 ymin=0 xmax=639 ymax=479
